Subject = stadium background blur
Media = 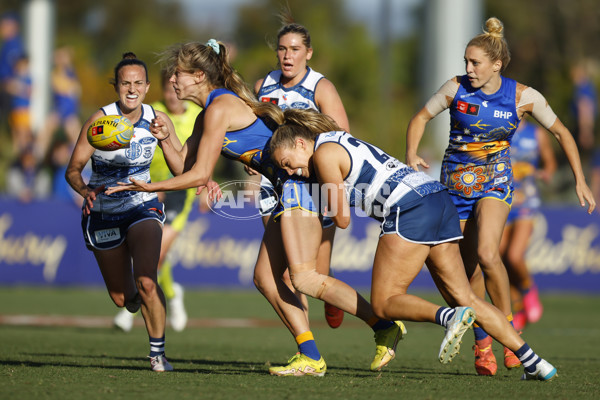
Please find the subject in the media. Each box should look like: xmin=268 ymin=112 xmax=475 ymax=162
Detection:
xmin=0 ymin=0 xmax=599 ymax=292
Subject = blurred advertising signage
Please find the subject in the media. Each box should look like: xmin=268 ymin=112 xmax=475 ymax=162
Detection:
xmin=0 ymin=198 xmax=599 ymax=291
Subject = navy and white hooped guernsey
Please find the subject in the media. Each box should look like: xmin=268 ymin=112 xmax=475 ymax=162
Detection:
xmin=256 ymin=67 xmax=324 ymax=216
xmin=314 ymin=131 xmax=446 ymax=220
xmin=88 ymin=102 xmax=158 ymax=214
xmin=257 ymin=67 xmax=324 ymax=111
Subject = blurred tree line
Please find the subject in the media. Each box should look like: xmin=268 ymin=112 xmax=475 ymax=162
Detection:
xmin=0 ymin=0 xmax=598 ymax=196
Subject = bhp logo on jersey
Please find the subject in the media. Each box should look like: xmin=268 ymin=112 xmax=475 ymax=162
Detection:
xmin=494 ymin=110 xmax=513 ymax=119
xmin=457 ymin=101 xmax=480 ymax=116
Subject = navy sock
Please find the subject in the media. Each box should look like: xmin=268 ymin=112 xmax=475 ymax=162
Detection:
xmin=473 ymin=326 xmax=488 ymax=341
xmin=435 ymin=307 xmax=455 ymax=327
xmin=149 ymin=335 xmax=165 ymax=357
xmin=371 ymin=319 xmax=394 ymax=332
xmin=515 ymin=343 xmax=541 ymax=373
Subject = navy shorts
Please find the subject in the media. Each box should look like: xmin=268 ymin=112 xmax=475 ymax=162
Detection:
xmin=381 ymin=190 xmax=463 ymax=244
xmin=81 ymin=199 xmax=166 ymax=250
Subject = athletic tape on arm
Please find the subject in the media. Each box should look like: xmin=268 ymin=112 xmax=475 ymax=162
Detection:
xmin=518 ymin=87 xmax=558 ymax=130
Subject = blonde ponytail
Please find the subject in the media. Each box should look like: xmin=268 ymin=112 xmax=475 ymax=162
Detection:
xmin=467 ymin=17 xmax=511 ymax=72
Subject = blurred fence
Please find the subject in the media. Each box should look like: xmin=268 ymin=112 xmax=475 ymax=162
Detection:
xmin=1 ymin=197 xmax=599 ymax=292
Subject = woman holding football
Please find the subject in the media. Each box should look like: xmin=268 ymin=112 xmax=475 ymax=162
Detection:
xmin=105 ymin=40 xmax=405 ymax=376
xmin=405 ymin=17 xmax=594 ymax=376
xmin=65 ymin=52 xmax=181 ymax=372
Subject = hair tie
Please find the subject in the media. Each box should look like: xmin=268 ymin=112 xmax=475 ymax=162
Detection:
xmin=206 ymin=39 xmax=220 ymax=55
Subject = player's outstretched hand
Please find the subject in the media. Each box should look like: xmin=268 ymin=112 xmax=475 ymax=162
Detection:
xmin=405 ymin=152 xmax=430 ymax=172
xmin=105 ymin=178 xmax=151 ymax=195
xmin=197 ymin=179 xmax=222 ymax=203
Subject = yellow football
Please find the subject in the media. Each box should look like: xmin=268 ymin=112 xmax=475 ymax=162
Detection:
xmin=87 ymin=115 xmax=133 ymax=151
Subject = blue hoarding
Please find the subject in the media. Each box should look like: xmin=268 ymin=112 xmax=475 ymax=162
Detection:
xmin=1 ymin=197 xmax=599 ymax=292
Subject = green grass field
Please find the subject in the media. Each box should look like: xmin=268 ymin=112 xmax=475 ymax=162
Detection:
xmin=1 ymin=287 xmax=599 ymax=399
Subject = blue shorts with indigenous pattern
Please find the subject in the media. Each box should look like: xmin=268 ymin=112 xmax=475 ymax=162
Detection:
xmin=381 ymin=190 xmax=463 ymax=244
xmin=450 ymin=182 xmax=513 ymax=221
xmin=271 ymin=178 xmax=334 ymax=228
xmin=81 ymin=199 xmax=165 ymax=251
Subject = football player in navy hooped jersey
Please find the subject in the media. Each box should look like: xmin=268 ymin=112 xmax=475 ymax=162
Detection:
xmin=406 ymin=17 xmax=595 ymax=376
xmin=254 ymin=15 xmax=350 ymax=331
xmin=268 ymin=107 xmax=559 ymax=381
xmin=65 ymin=52 xmax=182 ymax=372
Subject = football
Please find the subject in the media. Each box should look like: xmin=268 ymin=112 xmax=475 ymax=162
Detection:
xmin=87 ymin=115 xmax=133 ymax=151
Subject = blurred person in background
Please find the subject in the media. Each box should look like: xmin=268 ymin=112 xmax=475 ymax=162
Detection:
xmin=6 ymin=141 xmax=51 ymax=202
xmin=570 ymin=60 xmax=597 ymax=160
xmin=0 ymin=11 xmax=25 ymax=128
xmin=571 ymin=61 xmax=600 ymax=209
xmin=113 ymin=68 xmax=202 ymax=333
xmin=5 ymin=53 xmax=32 ymax=153
xmin=49 ymin=138 xmax=87 ymax=206
xmin=499 ymin=118 xmax=556 ymax=331
xmin=254 ymin=17 xmax=349 ymax=329
xmin=37 ymin=46 xmax=82 ymax=158
xmin=406 ymin=17 xmax=594 ymax=376
xmin=65 ymin=52 xmax=181 ymax=372
xmin=106 ymin=39 xmax=405 ymax=377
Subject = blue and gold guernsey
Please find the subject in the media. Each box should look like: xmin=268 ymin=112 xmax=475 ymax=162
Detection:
xmin=315 ymin=131 xmax=446 ymax=220
xmin=256 ymin=67 xmax=323 ymax=110
xmin=441 ymin=75 xmax=520 ymax=200
xmin=88 ymin=102 xmax=158 ymax=214
xmin=508 ymin=121 xmax=541 ymax=222
xmin=206 ymin=88 xmax=283 ymax=188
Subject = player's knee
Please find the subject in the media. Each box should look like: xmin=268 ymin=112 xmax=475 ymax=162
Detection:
xmin=289 ymin=269 xmax=332 ymax=299
xmin=136 ymin=276 xmax=157 ymax=295
xmin=253 ymin=274 xmax=269 ymax=296
xmin=370 ymin=300 xmax=387 ymax=320
xmin=371 ymin=295 xmax=398 ymax=321
xmin=505 ymin=249 xmax=521 ymax=268
xmin=477 ymin=246 xmax=501 ymax=269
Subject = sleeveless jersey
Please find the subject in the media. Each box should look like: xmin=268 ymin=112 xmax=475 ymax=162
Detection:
xmin=256 ymin=67 xmax=323 ymax=111
xmin=314 ymin=131 xmax=446 ymax=219
xmin=441 ymin=75 xmax=520 ymax=198
xmin=88 ymin=102 xmax=158 ymax=214
xmin=206 ymin=88 xmax=283 ymax=188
